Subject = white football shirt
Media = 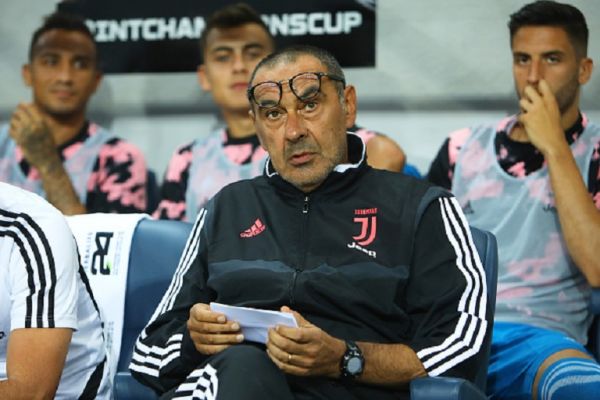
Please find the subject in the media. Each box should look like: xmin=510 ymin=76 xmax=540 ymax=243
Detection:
xmin=0 ymin=183 xmax=111 ymax=399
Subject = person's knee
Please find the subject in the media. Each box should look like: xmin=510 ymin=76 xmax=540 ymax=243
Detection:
xmin=170 ymin=345 xmax=289 ymax=400
xmin=216 ymin=344 xmax=272 ymax=369
xmin=537 ymin=357 xmax=600 ymax=400
xmin=212 ymin=345 xmax=292 ymax=399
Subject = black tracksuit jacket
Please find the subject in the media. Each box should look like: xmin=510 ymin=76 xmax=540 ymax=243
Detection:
xmin=131 ymin=135 xmax=490 ymax=394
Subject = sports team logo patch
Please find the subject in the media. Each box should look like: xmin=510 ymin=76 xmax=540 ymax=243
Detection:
xmin=347 ymin=208 xmax=377 ymax=258
xmin=352 ymin=207 xmax=377 ymax=246
xmin=240 ymin=218 xmax=266 ymax=238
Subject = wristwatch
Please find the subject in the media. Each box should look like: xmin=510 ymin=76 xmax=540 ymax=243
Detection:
xmin=340 ymin=340 xmax=364 ymax=380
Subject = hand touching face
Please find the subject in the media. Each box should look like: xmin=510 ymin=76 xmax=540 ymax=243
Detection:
xmin=517 ymin=79 xmax=566 ymax=155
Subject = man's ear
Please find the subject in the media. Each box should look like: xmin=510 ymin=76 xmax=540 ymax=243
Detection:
xmin=197 ymin=64 xmax=212 ymax=92
xmin=578 ymin=57 xmax=594 ymax=85
xmin=22 ymin=64 xmax=32 ymax=87
xmin=343 ymin=85 xmax=357 ymax=129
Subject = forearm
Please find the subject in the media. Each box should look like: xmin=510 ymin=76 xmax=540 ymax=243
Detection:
xmin=0 ymin=379 xmax=55 ymax=400
xmin=268 ymin=327 xmax=427 ymax=387
xmin=518 ymin=81 xmax=600 ymax=284
xmin=38 ymin=158 xmax=87 ymax=215
xmin=357 ymin=342 xmax=427 ymax=387
xmin=546 ymin=147 xmax=600 ymax=285
xmin=3 ymin=328 xmax=71 ymax=400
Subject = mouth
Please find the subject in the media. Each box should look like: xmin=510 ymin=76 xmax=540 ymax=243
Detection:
xmin=231 ymin=82 xmax=249 ymax=91
xmin=51 ymin=89 xmax=76 ymax=100
xmin=288 ymin=152 xmax=315 ymax=166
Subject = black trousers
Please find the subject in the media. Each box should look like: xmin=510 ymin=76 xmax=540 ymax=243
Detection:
xmin=161 ymin=344 xmax=408 ymax=400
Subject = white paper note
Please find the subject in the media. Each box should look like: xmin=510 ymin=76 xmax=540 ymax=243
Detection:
xmin=210 ymin=302 xmax=298 ymax=344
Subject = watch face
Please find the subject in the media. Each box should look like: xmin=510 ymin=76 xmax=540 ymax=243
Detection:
xmin=347 ymin=356 xmax=363 ymax=374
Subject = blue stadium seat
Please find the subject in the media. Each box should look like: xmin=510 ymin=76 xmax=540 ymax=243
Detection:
xmin=114 ymin=218 xmax=192 ymax=400
xmin=402 ymin=162 xmax=422 ymax=179
xmin=410 ymin=226 xmax=498 ymax=400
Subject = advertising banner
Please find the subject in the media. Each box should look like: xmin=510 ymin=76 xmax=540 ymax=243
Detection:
xmin=59 ymin=0 xmax=376 ymax=73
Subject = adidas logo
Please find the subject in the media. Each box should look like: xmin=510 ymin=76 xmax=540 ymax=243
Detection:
xmin=240 ymin=218 xmax=266 ymax=238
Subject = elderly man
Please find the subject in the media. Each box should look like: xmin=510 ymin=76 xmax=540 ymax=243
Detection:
xmin=154 ymin=2 xmax=407 ymax=222
xmin=131 ymin=45 xmax=488 ymax=399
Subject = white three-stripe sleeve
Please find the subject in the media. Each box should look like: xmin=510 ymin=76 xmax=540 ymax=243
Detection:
xmin=130 ymin=209 xmax=208 ymax=382
xmin=2 ymin=208 xmax=78 ymax=331
xmin=415 ymin=197 xmax=488 ymax=376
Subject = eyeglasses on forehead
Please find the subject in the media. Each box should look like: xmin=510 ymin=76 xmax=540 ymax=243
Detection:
xmin=247 ymin=71 xmax=346 ymax=108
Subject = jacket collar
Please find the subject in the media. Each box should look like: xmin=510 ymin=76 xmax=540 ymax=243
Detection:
xmin=263 ymin=132 xmax=369 ymax=197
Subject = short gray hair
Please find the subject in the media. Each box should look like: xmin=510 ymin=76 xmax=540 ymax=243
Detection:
xmin=249 ymin=45 xmax=346 ymax=100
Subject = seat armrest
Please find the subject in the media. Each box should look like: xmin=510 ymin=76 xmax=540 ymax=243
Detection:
xmin=114 ymin=372 xmax=159 ymax=400
xmin=410 ymin=377 xmax=487 ymax=400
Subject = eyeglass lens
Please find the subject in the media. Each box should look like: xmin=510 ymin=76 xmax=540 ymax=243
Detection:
xmin=291 ymin=73 xmax=321 ymax=101
xmin=252 ymin=73 xmax=322 ymax=108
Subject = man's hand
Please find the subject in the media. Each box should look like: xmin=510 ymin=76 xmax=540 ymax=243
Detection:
xmin=9 ymin=103 xmax=61 ymax=172
xmin=266 ymin=306 xmax=346 ymax=378
xmin=518 ymin=79 xmax=568 ymax=156
xmin=187 ymin=303 xmax=244 ymax=355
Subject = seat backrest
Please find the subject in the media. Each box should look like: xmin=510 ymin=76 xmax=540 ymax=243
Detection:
xmin=114 ymin=219 xmax=192 ymax=399
xmin=117 ymin=218 xmax=193 ymax=371
xmin=402 ymin=162 xmax=422 ymax=178
xmin=469 ymin=226 xmax=498 ymax=392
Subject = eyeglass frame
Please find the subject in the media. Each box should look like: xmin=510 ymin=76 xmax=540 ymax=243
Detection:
xmin=247 ymin=71 xmax=346 ymax=108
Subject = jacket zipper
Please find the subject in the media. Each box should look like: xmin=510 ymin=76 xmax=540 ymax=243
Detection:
xmin=289 ymin=195 xmax=310 ymax=305
xmin=301 ymin=196 xmax=310 ymax=267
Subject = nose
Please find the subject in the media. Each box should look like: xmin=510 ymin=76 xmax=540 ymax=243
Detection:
xmin=527 ymin=59 xmax=543 ymax=85
xmin=232 ymin=53 xmax=247 ymax=73
xmin=56 ymin=61 xmax=74 ymax=83
xmin=284 ymin=108 xmax=307 ymax=142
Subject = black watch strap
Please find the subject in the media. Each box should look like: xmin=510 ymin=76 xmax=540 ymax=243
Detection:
xmin=340 ymin=340 xmax=364 ymax=380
